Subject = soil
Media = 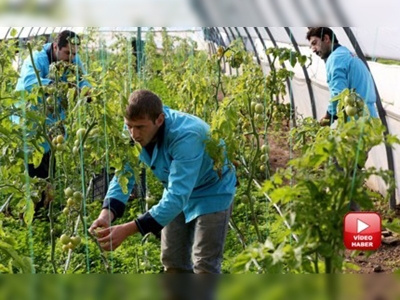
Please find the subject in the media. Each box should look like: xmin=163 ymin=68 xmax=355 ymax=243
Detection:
xmin=267 ymin=120 xmax=400 ymax=274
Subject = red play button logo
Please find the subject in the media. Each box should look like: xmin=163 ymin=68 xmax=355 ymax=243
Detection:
xmin=344 ymin=212 xmax=381 ymax=250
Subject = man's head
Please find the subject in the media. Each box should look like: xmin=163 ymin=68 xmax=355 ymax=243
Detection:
xmin=124 ymin=90 xmax=165 ymax=147
xmin=306 ymin=27 xmax=339 ymax=60
xmin=52 ymin=30 xmax=80 ymax=62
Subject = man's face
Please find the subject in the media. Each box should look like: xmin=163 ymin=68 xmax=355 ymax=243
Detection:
xmin=54 ymin=42 xmax=77 ymax=62
xmin=309 ymin=35 xmax=332 ymax=60
xmin=124 ymin=113 xmax=164 ymax=147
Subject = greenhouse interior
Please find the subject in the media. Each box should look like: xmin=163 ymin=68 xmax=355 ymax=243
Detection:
xmin=1 ymin=26 xmax=400 ymax=287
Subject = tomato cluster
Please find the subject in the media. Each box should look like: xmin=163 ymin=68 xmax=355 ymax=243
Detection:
xmin=344 ymin=93 xmax=365 ymax=118
xmin=60 ymin=233 xmax=82 ymax=252
xmin=52 ymin=134 xmax=66 ymax=152
xmin=63 ymin=187 xmax=83 ymax=215
xmin=229 ymin=53 xmax=243 ymax=68
xmin=72 ymin=128 xmax=87 ymax=155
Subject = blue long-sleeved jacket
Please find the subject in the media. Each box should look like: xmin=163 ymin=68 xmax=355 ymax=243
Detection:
xmin=326 ymin=45 xmax=378 ymax=117
xmin=14 ymin=43 xmax=90 ymax=153
xmin=103 ymin=107 xmax=237 ymax=235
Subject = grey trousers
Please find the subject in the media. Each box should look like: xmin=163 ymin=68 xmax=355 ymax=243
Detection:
xmin=161 ymin=205 xmax=233 ymax=274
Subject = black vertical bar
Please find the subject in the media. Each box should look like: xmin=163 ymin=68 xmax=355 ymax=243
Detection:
xmin=222 ymin=27 xmax=232 ymax=43
xmin=242 ymin=27 xmax=261 ymax=65
xmin=211 ymin=27 xmax=226 ymax=47
xmin=227 ymin=27 xmax=236 ymax=40
xmin=222 ymin=27 xmax=233 ymax=74
xmin=263 ymin=27 xmax=294 ymax=107
xmin=343 ymin=27 xmax=396 ymax=209
xmin=253 ymin=27 xmax=273 ymax=70
xmin=284 ymin=27 xmax=317 ymax=119
xmin=139 ymin=167 xmax=146 ymax=199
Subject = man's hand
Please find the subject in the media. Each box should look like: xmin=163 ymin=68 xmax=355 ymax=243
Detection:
xmin=94 ymin=223 xmax=136 ymax=251
xmin=89 ymin=209 xmax=114 ymax=236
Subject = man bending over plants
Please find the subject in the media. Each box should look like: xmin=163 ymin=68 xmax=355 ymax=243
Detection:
xmin=14 ymin=30 xmax=91 ymax=213
xmin=306 ymin=27 xmax=378 ymax=126
xmin=90 ymin=89 xmax=237 ymax=274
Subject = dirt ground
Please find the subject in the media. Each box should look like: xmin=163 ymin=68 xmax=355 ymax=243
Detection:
xmin=267 ymin=122 xmax=400 ymax=274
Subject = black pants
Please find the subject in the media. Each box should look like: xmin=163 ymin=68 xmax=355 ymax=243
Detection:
xmin=28 ymin=152 xmax=53 ymax=179
xmin=27 ymin=152 xmax=55 ymax=214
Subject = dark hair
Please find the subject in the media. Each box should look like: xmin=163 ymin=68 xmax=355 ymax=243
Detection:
xmin=126 ymin=90 xmax=163 ymax=122
xmin=306 ymin=27 xmax=339 ymax=44
xmin=55 ymin=30 xmax=80 ymax=48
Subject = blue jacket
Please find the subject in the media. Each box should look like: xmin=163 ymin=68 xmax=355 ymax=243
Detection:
xmin=103 ymin=107 xmax=237 ymax=235
xmin=326 ymin=45 xmax=377 ymax=117
xmin=14 ymin=43 xmax=90 ymax=153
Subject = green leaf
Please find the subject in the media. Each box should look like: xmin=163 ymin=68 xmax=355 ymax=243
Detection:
xmin=289 ymin=55 xmax=297 ymax=68
xmin=0 ymin=241 xmax=35 ymax=273
xmin=343 ymin=261 xmax=361 ymax=271
xmin=298 ymin=55 xmax=307 ymax=66
xmin=272 ymin=243 xmax=285 ymax=264
xmin=32 ymin=151 xmax=43 ymax=168
xmin=10 ymin=28 xmax=17 ymax=37
xmin=382 ymin=219 xmax=400 ymax=234
xmin=118 ymin=175 xmax=129 ymax=195
xmin=23 ymin=200 xmax=35 ymax=226
xmin=386 ymin=134 xmax=400 ymax=146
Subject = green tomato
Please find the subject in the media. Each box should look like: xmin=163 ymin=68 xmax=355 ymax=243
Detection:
xmin=72 ymin=146 xmax=79 ymax=155
xmin=255 ymin=103 xmax=264 ymax=114
xmin=73 ymin=191 xmax=83 ymax=201
xmin=67 ymin=197 xmax=75 ymax=207
xmin=344 ymin=94 xmax=356 ymax=106
xmin=64 ymin=187 xmax=74 ymax=197
xmin=60 ymin=234 xmax=70 ymax=245
xmin=70 ymin=236 xmax=81 ymax=247
xmin=254 ymin=114 xmax=264 ymax=122
xmin=56 ymin=135 xmax=64 ymax=144
xmin=241 ymin=195 xmax=249 ymax=204
xmin=76 ymin=128 xmax=87 ymax=139
xmin=145 ymin=197 xmax=156 ymax=205
xmin=345 ymin=105 xmax=358 ymax=117
xmin=56 ymin=144 xmax=65 ymax=151
xmin=261 ymin=144 xmax=269 ymax=153
xmin=67 ymin=242 xmax=75 ymax=250
xmin=356 ymin=99 xmax=364 ymax=109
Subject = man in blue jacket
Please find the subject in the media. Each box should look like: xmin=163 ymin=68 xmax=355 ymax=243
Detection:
xmin=15 ymin=30 xmax=90 ymax=209
xmin=306 ymin=27 xmax=378 ymax=126
xmin=90 ymin=89 xmax=236 ymax=274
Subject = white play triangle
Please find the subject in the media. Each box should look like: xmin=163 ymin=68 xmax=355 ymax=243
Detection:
xmin=357 ymin=219 xmax=370 ymax=234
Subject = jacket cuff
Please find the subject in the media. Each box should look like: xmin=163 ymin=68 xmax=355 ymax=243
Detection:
xmin=102 ymin=198 xmax=126 ymax=220
xmin=135 ymin=211 xmax=163 ymax=237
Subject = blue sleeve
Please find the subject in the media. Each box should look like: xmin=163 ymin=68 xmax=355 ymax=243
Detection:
xmin=326 ymin=60 xmax=348 ymax=116
xmin=18 ymin=55 xmax=52 ymax=92
xmin=148 ymin=131 xmax=204 ymax=227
